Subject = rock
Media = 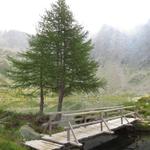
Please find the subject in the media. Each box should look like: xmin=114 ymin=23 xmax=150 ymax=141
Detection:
xmin=20 ymin=125 xmax=41 ymax=141
xmin=41 ymin=122 xmax=49 ymax=128
xmin=146 ymin=116 xmax=150 ymax=120
xmin=0 ymin=124 xmax=5 ymax=129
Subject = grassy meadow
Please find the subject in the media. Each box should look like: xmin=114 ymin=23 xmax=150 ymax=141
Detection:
xmin=0 ymin=86 xmax=137 ymax=114
xmin=0 ymin=85 xmax=149 ymax=150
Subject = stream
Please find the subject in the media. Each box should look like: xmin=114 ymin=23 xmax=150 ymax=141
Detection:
xmin=92 ymin=134 xmax=150 ymax=150
xmin=91 ymin=127 xmax=150 ymax=150
xmin=66 ymin=124 xmax=150 ymax=150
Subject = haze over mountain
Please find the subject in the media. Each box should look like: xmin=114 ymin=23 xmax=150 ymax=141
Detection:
xmin=0 ymin=22 xmax=150 ymax=94
xmin=0 ymin=30 xmax=29 ymax=81
xmin=93 ymin=21 xmax=150 ymax=94
xmin=0 ymin=30 xmax=29 ymax=51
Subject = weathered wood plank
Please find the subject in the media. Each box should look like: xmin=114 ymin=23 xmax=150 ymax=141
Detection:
xmin=42 ymin=117 xmax=136 ymax=144
xmin=25 ymin=113 xmax=137 ymax=150
xmin=25 ymin=140 xmax=63 ymax=150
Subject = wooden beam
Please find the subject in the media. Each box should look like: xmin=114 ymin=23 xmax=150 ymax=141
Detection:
xmin=68 ymin=121 xmax=81 ymax=145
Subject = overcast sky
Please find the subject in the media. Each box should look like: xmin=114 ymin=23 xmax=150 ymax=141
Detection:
xmin=0 ymin=0 xmax=150 ymax=35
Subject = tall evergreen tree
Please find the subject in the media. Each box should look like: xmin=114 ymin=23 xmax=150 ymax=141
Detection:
xmin=7 ymin=35 xmax=50 ymax=114
xmin=38 ymin=0 xmax=105 ymax=113
xmin=7 ymin=0 xmax=105 ymax=114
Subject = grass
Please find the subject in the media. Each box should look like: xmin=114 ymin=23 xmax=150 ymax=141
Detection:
xmin=124 ymin=95 xmax=150 ymax=120
xmin=0 ymin=123 xmax=27 ymax=150
xmin=0 ymin=87 xmax=137 ymax=114
xmin=0 ymin=109 xmax=48 ymax=150
xmin=0 ymin=86 xmax=146 ymax=150
xmin=136 ymin=96 xmax=150 ymax=118
xmin=0 ymin=138 xmax=26 ymax=150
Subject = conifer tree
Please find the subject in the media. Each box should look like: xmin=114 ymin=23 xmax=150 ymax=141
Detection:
xmin=7 ymin=0 xmax=105 ymax=114
xmin=7 ymin=35 xmax=50 ymax=113
xmin=38 ymin=0 xmax=105 ymax=113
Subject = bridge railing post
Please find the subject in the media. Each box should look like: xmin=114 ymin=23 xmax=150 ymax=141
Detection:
xmin=48 ymin=115 xmax=52 ymax=136
xmin=134 ymin=106 xmax=138 ymax=119
xmin=66 ymin=116 xmax=70 ymax=142
xmin=68 ymin=121 xmax=80 ymax=145
xmin=100 ymin=112 xmax=103 ymax=131
xmin=104 ymin=111 xmax=107 ymax=118
xmin=83 ymin=114 xmax=86 ymax=124
xmin=120 ymin=109 xmax=123 ymax=124
xmin=67 ymin=127 xmax=70 ymax=142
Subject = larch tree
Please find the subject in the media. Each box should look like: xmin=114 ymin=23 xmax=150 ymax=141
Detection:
xmin=7 ymin=0 xmax=105 ymax=115
xmin=7 ymin=35 xmax=51 ymax=114
xmin=38 ymin=0 xmax=105 ymax=113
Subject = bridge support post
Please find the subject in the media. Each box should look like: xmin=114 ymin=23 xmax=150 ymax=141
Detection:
xmin=48 ymin=115 xmax=52 ymax=136
xmin=100 ymin=112 xmax=103 ymax=131
xmin=100 ymin=122 xmax=103 ymax=131
xmin=120 ymin=109 xmax=123 ymax=124
xmin=67 ymin=128 xmax=70 ymax=142
xmin=103 ymin=119 xmax=111 ymax=132
xmin=123 ymin=116 xmax=130 ymax=124
xmin=67 ymin=121 xmax=82 ymax=146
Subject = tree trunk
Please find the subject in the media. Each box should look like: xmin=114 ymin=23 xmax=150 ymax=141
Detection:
xmin=56 ymin=83 xmax=65 ymax=120
xmin=39 ymin=65 xmax=44 ymax=114
xmin=39 ymin=86 xmax=44 ymax=114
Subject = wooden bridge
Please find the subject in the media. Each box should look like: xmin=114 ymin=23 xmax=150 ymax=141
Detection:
xmin=25 ymin=106 xmax=140 ymax=150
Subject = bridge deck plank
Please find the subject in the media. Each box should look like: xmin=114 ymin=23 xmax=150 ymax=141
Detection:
xmin=25 ymin=140 xmax=63 ymax=150
xmin=25 ymin=117 xmax=136 ymax=150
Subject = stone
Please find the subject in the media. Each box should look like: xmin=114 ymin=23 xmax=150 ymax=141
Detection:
xmin=20 ymin=125 xmax=41 ymax=141
xmin=0 ymin=124 xmax=5 ymax=129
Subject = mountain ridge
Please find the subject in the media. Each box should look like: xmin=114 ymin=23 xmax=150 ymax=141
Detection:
xmin=0 ymin=25 xmax=150 ymax=94
xmin=0 ymin=30 xmax=29 ymax=51
xmin=93 ymin=23 xmax=150 ymax=94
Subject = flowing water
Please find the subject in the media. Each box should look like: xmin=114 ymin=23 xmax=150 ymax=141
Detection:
xmin=69 ymin=126 xmax=150 ymax=150
xmin=92 ymin=134 xmax=150 ymax=150
xmin=91 ymin=128 xmax=150 ymax=150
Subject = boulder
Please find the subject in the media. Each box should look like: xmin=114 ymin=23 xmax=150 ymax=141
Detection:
xmin=0 ymin=124 xmax=5 ymax=129
xmin=20 ymin=125 xmax=41 ymax=141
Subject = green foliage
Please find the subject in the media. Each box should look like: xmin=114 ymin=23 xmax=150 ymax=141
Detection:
xmin=0 ymin=86 xmax=134 ymax=114
xmin=37 ymin=0 xmax=103 ymax=95
xmin=6 ymin=30 xmax=52 ymax=113
xmin=0 ymin=138 xmax=26 ymax=150
xmin=134 ymin=121 xmax=150 ymax=131
xmin=0 ymin=49 xmax=16 ymax=74
xmin=136 ymin=96 xmax=150 ymax=117
xmin=7 ymin=0 xmax=105 ymax=113
xmin=124 ymin=95 xmax=150 ymax=119
xmin=0 ymin=109 xmax=64 ymax=150
xmin=0 ymin=112 xmax=27 ymax=150
xmin=138 ymin=96 xmax=150 ymax=103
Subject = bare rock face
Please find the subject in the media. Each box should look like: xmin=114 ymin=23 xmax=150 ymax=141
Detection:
xmin=93 ymin=24 xmax=150 ymax=94
xmin=20 ymin=125 xmax=41 ymax=141
xmin=0 ymin=30 xmax=29 ymax=51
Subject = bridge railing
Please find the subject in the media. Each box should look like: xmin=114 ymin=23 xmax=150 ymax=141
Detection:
xmin=44 ymin=105 xmax=138 ymax=146
xmin=46 ymin=105 xmax=137 ymax=129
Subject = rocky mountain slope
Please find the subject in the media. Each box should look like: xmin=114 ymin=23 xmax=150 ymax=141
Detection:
xmin=0 ymin=30 xmax=29 ymax=51
xmin=0 ymin=25 xmax=150 ymax=94
xmin=0 ymin=30 xmax=29 ymax=85
xmin=93 ymin=22 xmax=150 ymax=94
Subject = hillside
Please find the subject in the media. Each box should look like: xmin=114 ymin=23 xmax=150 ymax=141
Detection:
xmin=0 ymin=30 xmax=30 ymax=70
xmin=0 ymin=26 xmax=150 ymax=95
xmin=93 ymin=22 xmax=150 ymax=95
xmin=0 ymin=30 xmax=29 ymax=51
xmin=0 ymin=30 xmax=29 ymax=86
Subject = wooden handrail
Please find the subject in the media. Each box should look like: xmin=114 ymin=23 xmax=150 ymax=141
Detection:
xmin=64 ymin=112 xmax=136 ymax=130
xmin=45 ymin=105 xmax=136 ymax=136
xmin=63 ymin=106 xmax=135 ymax=117
xmin=45 ymin=105 xmax=124 ymax=116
